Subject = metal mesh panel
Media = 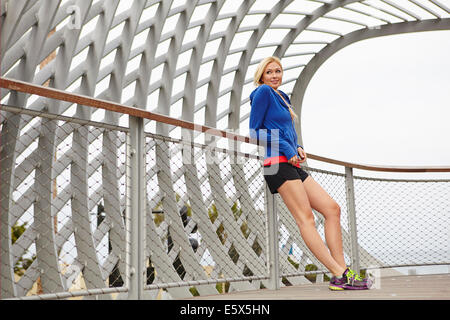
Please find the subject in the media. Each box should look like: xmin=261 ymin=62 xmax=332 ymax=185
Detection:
xmin=277 ymin=166 xmax=450 ymax=284
xmin=355 ymin=176 xmax=450 ymax=268
xmin=143 ymin=135 xmax=269 ymax=297
xmin=277 ymin=167 xmax=353 ymax=283
xmin=0 ymin=106 xmax=129 ymax=299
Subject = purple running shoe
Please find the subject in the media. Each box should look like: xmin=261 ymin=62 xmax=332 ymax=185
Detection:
xmin=328 ymin=275 xmax=346 ymax=291
xmin=329 ymin=268 xmax=372 ymax=291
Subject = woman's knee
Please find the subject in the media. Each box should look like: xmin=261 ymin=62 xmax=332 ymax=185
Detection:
xmin=326 ymin=201 xmax=341 ymax=220
xmin=293 ymin=210 xmax=316 ymax=229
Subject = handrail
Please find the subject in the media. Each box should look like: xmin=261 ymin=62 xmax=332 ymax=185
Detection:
xmin=1 ymin=77 xmax=450 ymax=173
xmin=309 ymin=154 xmax=450 ymax=173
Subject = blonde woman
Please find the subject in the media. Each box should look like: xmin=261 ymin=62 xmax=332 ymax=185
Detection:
xmin=249 ymin=56 xmax=370 ymax=290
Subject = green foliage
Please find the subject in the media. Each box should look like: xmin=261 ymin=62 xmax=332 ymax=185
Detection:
xmin=251 ymin=238 xmax=263 ymax=256
xmin=11 ymin=222 xmax=27 ymax=244
xmin=215 ymin=281 xmax=230 ymax=294
xmin=228 ymin=244 xmax=239 ymax=263
xmin=281 ymin=276 xmax=291 ymax=286
xmin=208 ymin=203 xmax=218 ymax=223
xmin=189 ymin=287 xmax=200 ymax=296
xmin=152 ymin=200 xmax=164 ymax=227
xmin=153 ymin=213 xmax=164 ymax=227
xmin=231 ymin=202 xmax=250 ymax=238
xmin=304 ymin=264 xmax=330 ymax=283
xmin=305 ymin=264 xmax=318 ymax=283
xmin=231 ymin=202 xmax=241 ymax=219
xmin=287 ymin=256 xmax=299 ymax=269
xmin=209 ymin=204 xmax=228 ymax=246
xmin=360 ymin=269 xmax=367 ymax=278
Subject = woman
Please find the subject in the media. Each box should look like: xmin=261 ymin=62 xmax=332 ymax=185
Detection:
xmin=249 ymin=56 xmax=370 ymax=290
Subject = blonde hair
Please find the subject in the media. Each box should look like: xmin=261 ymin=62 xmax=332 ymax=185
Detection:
xmin=253 ymin=56 xmax=282 ymax=87
xmin=253 ymin=56 xmax=298 ymax=121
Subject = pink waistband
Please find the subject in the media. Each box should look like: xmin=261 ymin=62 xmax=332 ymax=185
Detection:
xmin=263 ymin=156 xmax=300 ymax=168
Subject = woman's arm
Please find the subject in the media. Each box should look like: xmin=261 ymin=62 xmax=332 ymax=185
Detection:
xmin=249 ymin=85 xmax=271 ymax=142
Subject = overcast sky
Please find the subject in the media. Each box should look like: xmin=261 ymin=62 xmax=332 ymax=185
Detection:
xmin=300 ymin=30 xmax=450 ymax=177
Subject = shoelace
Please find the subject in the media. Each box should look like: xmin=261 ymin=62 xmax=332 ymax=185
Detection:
xmin=346 ymin=269 xmax=363 ymax=283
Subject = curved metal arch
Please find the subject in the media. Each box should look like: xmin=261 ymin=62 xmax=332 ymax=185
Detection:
xmin=228 ymin=0 xmax=362 ymax=132
xmin=181 ymin=0 xmax=226 ymax=122
xmin=1 ymin=1 xmax=449 ymax=122
xmin=290 ymin=17 xmax=450 ymax=148
xmin=203 ymin=0 xmax=256 ymax=128
xmin=228 ymin=0 xmax=295 ymax=130
xmin=1 ymin=0 xmax=63 ymax=298
xmin=156 ymin=0 xmax=199 ymax=135
xmin=131 ymin=0 xmax=173 ymax=110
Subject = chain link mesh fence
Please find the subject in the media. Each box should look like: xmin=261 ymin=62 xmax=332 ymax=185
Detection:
xmin=277 ymin=166 xmax=450 ymax=283
xmin=276 ymin=167 xmax=354 ymax=284
xmin=354 ymin=176 xmax=450 ymax=268
xmin=1 ymin=105 xmax=130 ymax=299
xmin=142 ymin=134 xmax=270 ymax=298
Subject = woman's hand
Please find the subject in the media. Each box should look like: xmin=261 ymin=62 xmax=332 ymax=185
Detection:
xmin=297 ymin=147 xmax=307 ymax=163
xmin=288 ymin=148 xmax=306 ymax=166
xmin=288 ymin=155 xmax=300 ymax=166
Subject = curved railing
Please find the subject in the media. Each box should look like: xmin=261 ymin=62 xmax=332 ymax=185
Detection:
xmin=1 ymin=78 xmax=449 ymax=299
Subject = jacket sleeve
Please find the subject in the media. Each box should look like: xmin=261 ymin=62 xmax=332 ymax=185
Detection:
xmin=249 ymin=85 xmax=270 ymax=142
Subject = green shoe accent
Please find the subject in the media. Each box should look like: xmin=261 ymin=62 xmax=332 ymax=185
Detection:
xmin=346 ymin=268 xmax=363 ymax=282
xmin=328 ymin=284 xmax=344 ymax=291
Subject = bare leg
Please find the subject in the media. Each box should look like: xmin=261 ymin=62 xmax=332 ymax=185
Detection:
xmin=277 ymin=179 xmax=346 ymax=277
xmin=302 ymin=176 xmax=346 ymax=269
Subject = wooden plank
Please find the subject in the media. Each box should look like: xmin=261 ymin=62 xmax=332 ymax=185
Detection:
xmin=186 ymin=274 xmax=450 ymax=300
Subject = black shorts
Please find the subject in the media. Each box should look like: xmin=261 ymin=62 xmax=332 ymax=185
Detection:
xmin=263 ymin=162 xmax=309 ymax=194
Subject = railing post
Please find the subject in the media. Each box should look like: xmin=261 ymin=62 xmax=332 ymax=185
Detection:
xmin=127 ymin=116 xmax=146 ymax=300
xmin=266 ymin=185 xmax=280 ymax=290
xmin=345 ymin=166 xmax=361 ymax=273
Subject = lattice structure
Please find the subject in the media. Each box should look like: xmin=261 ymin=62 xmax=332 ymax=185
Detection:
xmin=2 ymin=1 xmax=450 ymax=135
xmin=1 ymin=0 xmax=450 ymax=299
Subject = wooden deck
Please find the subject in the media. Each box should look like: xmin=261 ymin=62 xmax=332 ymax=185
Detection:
xmin=186 ymin=274 xmax=450 ymax=300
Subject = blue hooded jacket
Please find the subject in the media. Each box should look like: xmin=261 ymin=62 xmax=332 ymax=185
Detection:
xmin=249 ymin=84 xmax=302 ymax=162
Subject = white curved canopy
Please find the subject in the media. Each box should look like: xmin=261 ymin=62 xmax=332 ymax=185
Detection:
xmin=2 ymin=0 xmax=449 ymax=137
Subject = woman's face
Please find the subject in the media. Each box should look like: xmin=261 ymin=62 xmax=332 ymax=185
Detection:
xmin=261 ymin=61 xmax=283 ymax=90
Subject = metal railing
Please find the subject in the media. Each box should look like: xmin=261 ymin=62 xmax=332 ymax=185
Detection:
xmin=1 ymin=78 xmax=449 ymax=299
